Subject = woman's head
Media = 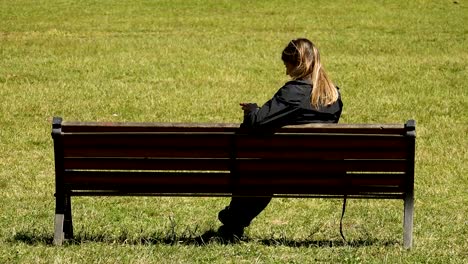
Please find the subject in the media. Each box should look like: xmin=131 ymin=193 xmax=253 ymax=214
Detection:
xmin=281 ymin=38 xmax=315 ymax=79
xmin=281 ymin=38 xmax=338 ymax=109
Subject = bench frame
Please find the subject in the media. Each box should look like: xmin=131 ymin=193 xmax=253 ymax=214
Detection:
xmin=51 ymin=117 xmax=415 ymax=248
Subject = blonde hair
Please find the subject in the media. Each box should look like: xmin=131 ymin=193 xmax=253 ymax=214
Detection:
xmin=281 ymin=38 xmax=338 ymax=109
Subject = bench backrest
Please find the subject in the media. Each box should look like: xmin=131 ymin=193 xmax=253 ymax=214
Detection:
xmin=52 ymin=117 xmax=415 ymax=199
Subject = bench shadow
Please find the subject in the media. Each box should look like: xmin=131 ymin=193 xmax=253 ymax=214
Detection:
xmin=11 ymin=229 xmax=398 ymax=248
xmin=193 ymin=229 xmax=398 ymax=247
xmin=11 ymin=231 xmax=54 ymax=245
xmin=256 ymin=237 xmax=397 ymax=248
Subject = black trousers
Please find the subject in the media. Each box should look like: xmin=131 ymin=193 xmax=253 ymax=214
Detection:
xmin=218 ymin=196 xmax=272 ymax=228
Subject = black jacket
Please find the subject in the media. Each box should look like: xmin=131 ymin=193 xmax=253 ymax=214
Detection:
xmin=242 ymin=79 xmax=343 ymax=130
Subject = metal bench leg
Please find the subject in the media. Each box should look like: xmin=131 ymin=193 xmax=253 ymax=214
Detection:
xmin=54 ymin=194 xmax=73 ymax=245
xmin=53 ymin=193 xmax=66 ymax=246
xmin=53 ymin=214 xmax=65 ymax=245
xmin=403 ymin=191 xmax=414 ymax=249
xmin=64 ymin=194 xmax=73 ymax=239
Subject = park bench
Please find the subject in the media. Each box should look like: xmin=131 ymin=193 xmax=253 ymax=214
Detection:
xmin=51 ymin=117 xmax=416 ymax=248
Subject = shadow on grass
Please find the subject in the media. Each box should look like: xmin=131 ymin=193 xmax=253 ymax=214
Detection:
xmin=256 ymin=237 xmax=397 ymax=248
xmin=10 ymin=229 xmax=398 ymax=248
xmin=11 ymin=231 xmax=54 ymax=245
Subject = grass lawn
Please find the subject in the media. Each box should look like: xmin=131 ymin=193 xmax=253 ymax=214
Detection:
xmin=1 ymin=0 xmax=467 ymax=263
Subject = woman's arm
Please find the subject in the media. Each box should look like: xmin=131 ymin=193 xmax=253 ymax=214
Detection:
xmin=242 ymin=84 xmax=301 ymax=129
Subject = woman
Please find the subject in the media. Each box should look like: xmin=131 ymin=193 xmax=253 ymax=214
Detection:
xmin=217 ymin=38 xmax=343 ymax=241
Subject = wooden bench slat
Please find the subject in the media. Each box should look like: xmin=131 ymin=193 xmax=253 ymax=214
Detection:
xmin=61 ymin=133 xmax=407 ymax=149
xmin=60 ymin=134 xmax=409 ymax=159
xmin=63 ymin=158 xmax=407 ymax=172
xmin=236 ymin=159 xmax=407 ymax=173
xmin=63 ymin=147 xmax=230 ymax=158
xmin=235 ymin=172 xmax=405 ymax=184
xmin=61 ymin=122 xmax=240 ymax=133
xmin=64 ymin=171 xmax=231 ymax=186
xmin=236 ymin=150 xmax=408 ymax=159
xmin=65 ymin=186 xmax=404 ymax=196
xmin=63 ymin=177 xmax=405 ymax=197
xmin=62 ymin=148 xmax=407 ymax=159
xmin=61 ymin=122 xmax=405 ymax=135
xmin=61 ymin=133 xmax=233 ymax=148
xmin=66 ymin=185 xmax=234 ymax=194
xmin=63 ymin=158 xmax=231 ymax=171
xmin=276 ymin=127 xmax=406 ymax=135
xmin=240 ymin=178 xmax=403 ymax=188
xmin=63 ymin=171 xmax=405 ymax=189
xmin=234 ymin=173 xmax=407 ymax=189
xmin=237 ymin=134 xmax=408 ymax=149
xmin=230 ymin=185 xmax=405 ymax=196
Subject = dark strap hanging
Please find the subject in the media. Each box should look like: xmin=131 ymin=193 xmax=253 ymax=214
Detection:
xmin=339 ymin=194 xmax=348 ymax=243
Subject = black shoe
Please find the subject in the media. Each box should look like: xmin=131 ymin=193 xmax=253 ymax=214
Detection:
xmin=194 ymin=229 xmax=218 ymax=245
xmin=218 ymin=206 xmax=230 ymax=225
xmin=217 ymin=225 xmax=244 ymax=243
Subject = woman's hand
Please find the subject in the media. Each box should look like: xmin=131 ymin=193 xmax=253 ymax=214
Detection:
xmin=240 ymin=103 xmax=259 ymax=113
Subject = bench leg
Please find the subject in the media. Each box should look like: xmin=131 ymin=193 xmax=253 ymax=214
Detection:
xmin=64 ymin=195 xmax=74 ymax=239
xmin=53 ymin=193 xmax=73 ymax=245
xmin=403 ymin=192 xmax=414 ymax=249
xmin=53 ymin=214 xmax=65 ymax=245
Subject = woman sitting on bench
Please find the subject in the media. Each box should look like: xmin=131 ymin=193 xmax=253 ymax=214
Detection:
xmin=217 ymin=38 xmax=344 ymax=241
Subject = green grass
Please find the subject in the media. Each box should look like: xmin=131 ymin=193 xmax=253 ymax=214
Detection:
xmin=1 ymin=0 xmax=467 ymax=263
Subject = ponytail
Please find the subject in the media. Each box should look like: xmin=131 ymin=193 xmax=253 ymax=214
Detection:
xmin=310 ymin=45 xmax=338 ymax=109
